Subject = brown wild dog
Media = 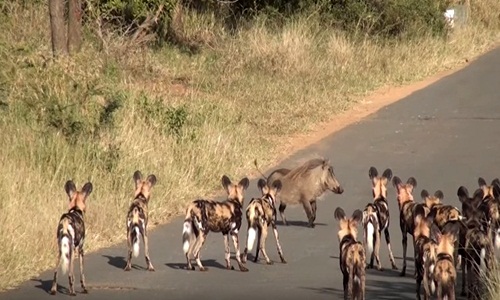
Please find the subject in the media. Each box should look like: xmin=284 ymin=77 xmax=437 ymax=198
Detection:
xmin=477 ymin=177 xmax=500 ymax=250
xmin=457 ymin=186 xmax=493 ymax=299
xmin=50 ymin=180 xmax=93 ymax=296
xmin=413 ymin=204 xmax=440 ymax=300
xmin=365 ymin=167 xmax=397 ymax=270
xmin=124 ymin=170 xmax=157 ymax=271
xmin=241 ymin=178 xmax=286 ymax=265
xmin=424 ymin=190 xmax=463 ymax=231
xmin=182 ymin=175 xmax=250 ymax=272
xmin=257 ymin=158 xmax=344 ymax=228
xmin=392 ymin=175 xmax=425 ymax=276
xmin=334 ymin=207 xmax=366 ymax=300
xmin=432 ymin=220 xmax=461 ymax=300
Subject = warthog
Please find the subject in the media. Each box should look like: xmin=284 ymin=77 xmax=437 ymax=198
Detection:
xmin=255 ymin=158 xmax=344 ymax=228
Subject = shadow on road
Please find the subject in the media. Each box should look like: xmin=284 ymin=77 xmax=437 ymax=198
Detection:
xmin=165 ymin=259 xmax=227 ymax=271
xmin=31 ymin=278 xmax=76 ymax=295
xmin=278 ymin=220 xmax=327 ymax=227
xmin=102 ymin=255 xmax=147 ymax=271
xmin=299 ymin=286 xmax=344 ymax=297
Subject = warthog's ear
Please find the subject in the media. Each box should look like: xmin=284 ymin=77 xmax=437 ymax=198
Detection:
xmin=334 ymin=207 xmax=346 ymax=221
xmin=238 ymin=177 xmax=250 ymax=190
xmin=457 ymin=186 xmax=469 ymax=203
xmin=434 ymin=190 xmax=444 ymax=201
xmin=406 ymin=177 xmax=417 ymax=191
xmin=381 ymin=169 xmax=393 ymax=182
xmin=351 ymin=209 xmax=363 ymax=226
xmin=478 ymin=177 xmax=487 ymax=189
xmin=368 ymin=167 xmax=378 ymax=180
xmin=81 ymin=182 xmax=93 ymax=199
xmin=146 ymin=174 xmax=157 ymax=187
xmin=392 ymin=176 xmax=403 ymax=190
xmin=321 ymin=159 xmax=330 ymax=170
xmin=133 ymin=170 xmax=143 ymax=188
xmin=221 ymin=175 xmax=232 ymax=192
xmin=421 ymin=189 xmax=430 ymax=200
xmin=64 ymin=180 xmax=77 ymax=200
xmin=272 ymin=180 xmax=282 ymax=194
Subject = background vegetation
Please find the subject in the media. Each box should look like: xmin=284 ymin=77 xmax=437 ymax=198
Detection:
xmin=0 ymin=0 xmax=499 ymax=292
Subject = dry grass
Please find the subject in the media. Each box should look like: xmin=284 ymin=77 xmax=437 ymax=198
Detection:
xmin=0 ymin=0 xmax=499 ymax=291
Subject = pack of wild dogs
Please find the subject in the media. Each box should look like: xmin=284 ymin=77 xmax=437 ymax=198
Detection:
xmin=48 ymin=159 xmax=500 ymax=300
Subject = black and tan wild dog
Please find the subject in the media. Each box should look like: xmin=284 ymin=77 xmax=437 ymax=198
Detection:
xmin=241 ymin=178 xmax=286 ymax=265
xmin=182 ymin=175 xmax=250 ymax=272
xmin=124 ymin=170 xmax=157 ymax=271
xmin=363 ymin=167 xmax=397 ymax=271
xmin=424 ymin=190 xmax=463 ymax=231
xmin=50 ymin=180 xmax=93 ymax=296
xmin=477 ymin=177 xmax=500 ymax=250
xmin=334 ymin=207 xmax=366 ymax=300
xmin=432 ymin=221 xmax=461 ymax=300
xmin=392 ymin=175 xmax=424 ymax=277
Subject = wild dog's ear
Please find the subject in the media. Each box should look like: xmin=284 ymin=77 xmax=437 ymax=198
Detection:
xmin=421 ymin=189 xmax=430 ymax=200
xmin=351 ymin=209 xmax=363 ymax=226
xmin=381 ymin=168 xmax=393 ymax=183
xmin=492 ymin=178 xmax=500 ymax=187
xmin=64 ymin=180 xmax=77 ymax=199
xmin=368 ymin=167 xmax=378 ymax=180
xmin=392 ymin=176 xmax=403 ymax=190
xmin=221 ymin=175 xmax=232 ymax=192
xmin=146 ymin=174 xmax=157 ymax=187
xmin=434 ymin=190 xmax=444 ymax=201
xmin=414 ymin=205 xmax=427 ymax=223
xmin=334 ymin=207 xmax=346 ymax=221
xmin=442 ymin=220 xmax=461 ymax=242
xmin=457 ymin=186 xmax=469 ymax=203
xmin=257 ymin=178 xmax=267 ymax=194
xmin=238 ymin=177 xmax=250 ymax=190
xmin=81 ymin=182 xmax=93 ymax=199
xmin=133 ymin=170 xmax=143 ymax=188
xmin=406 ymin=177 xmax=417 ymax=191
xmin=472 ymin=188 xmax=485 ymax=201
xmin=478 ymin=177 xmax=487 ymax=189
xmin=492 ymin=182 xmax=500 ymax=199
xmin=271 ymin=180 xmax=282 ymax=194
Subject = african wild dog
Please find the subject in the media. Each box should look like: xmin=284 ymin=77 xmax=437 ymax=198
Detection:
xmin=50 ymin=180 xmax=93 ymax=296
xmin=241 ymin=178 xmax=286 ymax=265
xmin=424 ymin=190 xmax=463 ymax=231
xmin=457 ymin=186 xmax=493 ymax=299
xmin=432 ymin=220 xmax=461 ymax=300
xmin=392 ymin=175 xmax=424 ymax=276
xmin=258 ymin=158 xmax=344 ymax=228
xmin=124 ymin=170 xmax=157 ymax=271
xmin=182 ymin=175 xmax=250 ymax=272
xmin=364 ymin=167 xmax=397 ymax=271
xmin=334 ymin=207 xmax=366 ymax=300
xmin=477 ymin=177 xmax=500 ymax=250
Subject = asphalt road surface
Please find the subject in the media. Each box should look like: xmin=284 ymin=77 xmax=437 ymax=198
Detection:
xmin=3 ymin=46 xmax=500 ymax=300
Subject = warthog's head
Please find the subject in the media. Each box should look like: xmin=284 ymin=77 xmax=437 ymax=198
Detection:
xmin=320 ymin=160 xmax=344 ymax=195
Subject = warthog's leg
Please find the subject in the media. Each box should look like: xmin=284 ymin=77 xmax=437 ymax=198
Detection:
xmin=311 ymin=200 xmax=317 ymax=224
xmin=278 ymin=203 xmax=288 ymax=226
xmin=302 ymin=201 xmax=315 ymax=228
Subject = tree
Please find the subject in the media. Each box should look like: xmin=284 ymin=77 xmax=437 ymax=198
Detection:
xmin=68 ymin=0 xmax=83 ymax=53
xmin=48 ymin=0 xmax=83 ymax=58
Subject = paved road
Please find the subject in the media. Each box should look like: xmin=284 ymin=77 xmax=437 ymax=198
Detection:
xmin=4 ymin=46 xmax=500 ymax=300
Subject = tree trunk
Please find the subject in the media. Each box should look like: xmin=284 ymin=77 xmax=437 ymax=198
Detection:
xmin=67 ymin=0 xmax=83 ymax=54
xmin=48 ymin=0 xmax=68 ymax=57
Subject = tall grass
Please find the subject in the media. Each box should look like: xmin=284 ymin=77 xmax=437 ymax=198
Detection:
xmin=0 ymin=0 xmax=499 ymax=291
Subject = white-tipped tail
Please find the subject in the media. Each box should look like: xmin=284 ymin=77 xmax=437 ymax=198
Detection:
xmin=132 ymin=227 xmax=140 ymax=258
xmin=366 ymin=222 xmax=374 ymax=258
xmin=480 ymin=248 xmax=486 ymax=272
xmin=495 ymin=230 xmax=500 ymax=249
xmin=60 ymin=236 xmax=70 ymax=275
xmin=247 ymin=227 xmax=257 ymax=252
xmin=182 ymin=221 xmax=192 ymax=254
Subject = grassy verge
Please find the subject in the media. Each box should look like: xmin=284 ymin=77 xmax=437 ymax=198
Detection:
xmin=0 ymin=1 xmax=499 ymax=291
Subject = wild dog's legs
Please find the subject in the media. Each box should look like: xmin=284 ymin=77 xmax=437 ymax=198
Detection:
xmin=343 ymin=272 xmax=349 ymax=300
xmin=258 ymin=226 xmax=272 ymax=265
xmin=241 ymin=223 xmax=252 ymax=264
xmin=384 ymin=228 xmax=398 ymax=270
xmin=311 ymin=200 xmax=317 ymax=224
xmin=68 ymin=247 xmax=76 ymax=296
xmin=144 ymin=230 xmax=154 ymax=271
xmin=401 ymin=230 xmax=408 ymax=276
xmin=348 ymin=272 xmax=354 ymax=300
xmin=193 ymin=232 xmax=208 ymax=271
xmin=186 ymin=234 xmax=201 ymax=271
xmin=223 ymin=233 xmax=234 ymax=270
xmin=302 ymin=201 xmax=315 ymax=228
xmin=278 ymin=203 xmax=288 ymax=226
xmin=253 ymin=227 xmax=262 ymax=263
xmin=272 ymin=222 xmax=287 ymax=263
xmin=460 ymin=253 xmax=467 ymax=296
xmin=230 ymin=231 xmax=249 ymax=272
xmin=50 ymin=247 xmax=62 ymax=295
xmin=78 ymin=247 xmax=88 ymax=293
xmin=124 ymin=229 xmax=133 ymax=271
xmin=373 ymin=229 xmax=382 ymax=270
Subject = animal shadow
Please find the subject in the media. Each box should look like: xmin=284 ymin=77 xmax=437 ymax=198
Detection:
xmin=165 ymin=259 xmax=227 ymax=271
xmin=32 ymin=278 xmax=72 ymax=295
xmin=102 ymin=255 xmax=146 ymax=271
xmin=299 ymin=286 xmax=344 ymax=297
xmin=280 ymin=220 xmax=327 ymax=227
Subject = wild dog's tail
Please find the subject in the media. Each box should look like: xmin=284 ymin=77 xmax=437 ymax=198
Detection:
xmin=350 ymin=244 xmax=364 ymax=297
xmin=246 ymin=201 xmax=263 ymax=252
xmin=182 ymin=202 xmax=201 ymax=255
xmin=254 ymin=159 xmax=267 ymax=180
xmin=128 ymin=207 xmax=141 ymax=258
xmin=363 ymin=207 xmax=376 ymax=259
xmin=59 ymin=218 xmax=72 ymax=275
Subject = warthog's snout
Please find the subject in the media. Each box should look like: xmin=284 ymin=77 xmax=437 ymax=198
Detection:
xmin=334 ymin=185 xmax=344 ymax=194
